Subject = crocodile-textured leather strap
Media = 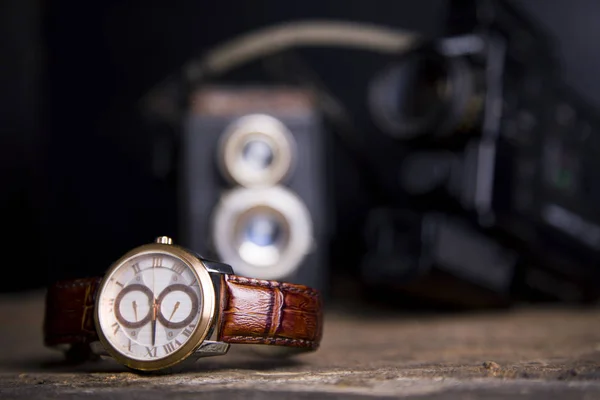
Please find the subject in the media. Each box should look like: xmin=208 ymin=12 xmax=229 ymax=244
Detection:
xmin=218 ymin=274 xmax=323 ymax=350
xmin=44 ymin=277 xmax=101 ymax=347
xmin=44 ymin=275 xmax=323 ymax=350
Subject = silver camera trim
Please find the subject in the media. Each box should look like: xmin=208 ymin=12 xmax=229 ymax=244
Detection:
xmin=211 ymin=186 xmax=314 ymax=280
xmin=218 ymin=114 xmax=296 ymax=188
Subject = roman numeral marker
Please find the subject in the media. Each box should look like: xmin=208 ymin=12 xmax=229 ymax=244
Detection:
xmin=163 ymin=342 xmax=177 ymax=354
xmin=146 ymin=346 xmax=157 ymax=357
xmin=182 ymin=324 xmax=196 ymax=338
xmin=152 ymin=257 xmax=162 ymax=268
xmin=132 ymin=263 xmax=141 ymax=274
xmin=108 ymin=298 xmax=114 ymax=314
xmin=128 ymin=339 xmax=132 ymax=352
xmin=171 ymin=263 xmax=186 ymax=275
xmin=111 ymin=322 xmax=120 ymax=335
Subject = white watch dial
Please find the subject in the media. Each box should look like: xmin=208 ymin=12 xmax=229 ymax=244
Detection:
xmin=97 ymin=253 xmax=202 ymax=361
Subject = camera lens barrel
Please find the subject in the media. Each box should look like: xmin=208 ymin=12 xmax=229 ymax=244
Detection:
xmin=368 ymin=44 xmax=482 ymax=140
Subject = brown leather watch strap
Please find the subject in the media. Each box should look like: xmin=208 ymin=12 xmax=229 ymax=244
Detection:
xmin=44 ymin=277 xmax=101 ymax=347
xmin=44 ymin=274 xmax=323 ymax=350
xmin=217 ymin=275 xmax=323 ymax=350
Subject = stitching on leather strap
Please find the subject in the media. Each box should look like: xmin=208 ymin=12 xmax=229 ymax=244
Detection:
xmin=224 ymin=335 xmax=318 ymax=348
xmin=54 ymin=277 xmax=101 ymax=290
xmin=226 ymin=275 xmax=320 ymax=298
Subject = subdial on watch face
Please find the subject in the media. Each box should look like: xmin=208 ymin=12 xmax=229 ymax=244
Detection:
xmin=157 ymin=284 xmax=199 ymax=329
xmin=97 ymin=252 xmax=203 ymax=361
xmin=114 ymin=284 xmax=153 ymax=329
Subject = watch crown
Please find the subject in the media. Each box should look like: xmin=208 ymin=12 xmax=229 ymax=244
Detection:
xmin=155 ymin=236 xmax=173 ymax=245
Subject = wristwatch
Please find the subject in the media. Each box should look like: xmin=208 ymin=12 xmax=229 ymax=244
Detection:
xmin=43 ymin=236 xmax=323 ymax=372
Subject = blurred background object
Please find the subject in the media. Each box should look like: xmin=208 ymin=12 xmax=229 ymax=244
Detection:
xmin=178 ymin=85 xmax=330 ymax=294
xmin=3 ymin=0 xmax=600 ymax=310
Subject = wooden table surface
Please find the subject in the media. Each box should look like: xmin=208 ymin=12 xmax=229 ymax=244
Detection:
xmin=1 ymin=289 xmax=600 ymax=399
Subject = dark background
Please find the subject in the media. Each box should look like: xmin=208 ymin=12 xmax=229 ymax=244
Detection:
xmin=2 ymin=0 xmax=600 ymax=295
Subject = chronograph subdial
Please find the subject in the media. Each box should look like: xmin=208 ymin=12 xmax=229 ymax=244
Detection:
xmin=156 ymin=284 xmax=199 ymax=330
xmin=114 ymin=284 xmax=154 ymax=329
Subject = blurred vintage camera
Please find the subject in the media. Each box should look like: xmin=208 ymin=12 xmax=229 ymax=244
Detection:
xmin=177 ymin=85 xmax=331 ymax=294
xmin=360 ymin=0 xmax=600 ymax=305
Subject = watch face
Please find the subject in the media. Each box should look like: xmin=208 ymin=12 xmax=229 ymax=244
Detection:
xmin=95 ymin=245 xmax=215 ymax=370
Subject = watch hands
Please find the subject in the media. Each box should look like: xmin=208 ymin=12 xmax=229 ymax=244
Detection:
xmin=132 ymin=300 xmax=138 ymax=321
xmin=151 ymin=263 xmax=157 ymax=346
xmin=168 ymin=301 xmax=181 ymax=321
xmin=151 ymin=299 xmax=157 ymax=346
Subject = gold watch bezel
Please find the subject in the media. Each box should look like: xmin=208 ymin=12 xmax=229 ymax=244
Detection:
xmin=93 ymin=242 xmax=216 ymax=372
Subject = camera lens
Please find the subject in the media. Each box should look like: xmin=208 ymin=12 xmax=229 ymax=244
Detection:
xmin=219 ymin=114 xmax=296 ymax=187
xmin=368 ymin=45 xmax=476 ymax=140
xmin=244 ymin=214 xmax=282 ymax=247
xmin=237 ymin=210 xmax=287 ymax=267
xmin=211 ymin=186 xmax=313 ymax=280
xmin=242 ymin=139 xmax=275 ymax=171
xmin=392 ymin=53 xmax=450 ymax=125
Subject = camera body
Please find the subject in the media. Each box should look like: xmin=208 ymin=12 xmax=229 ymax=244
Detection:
xmin=178 ymin=85 xmax=331 ymax=294
xmin=360 ymin=0 xmax=600 ymax=304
